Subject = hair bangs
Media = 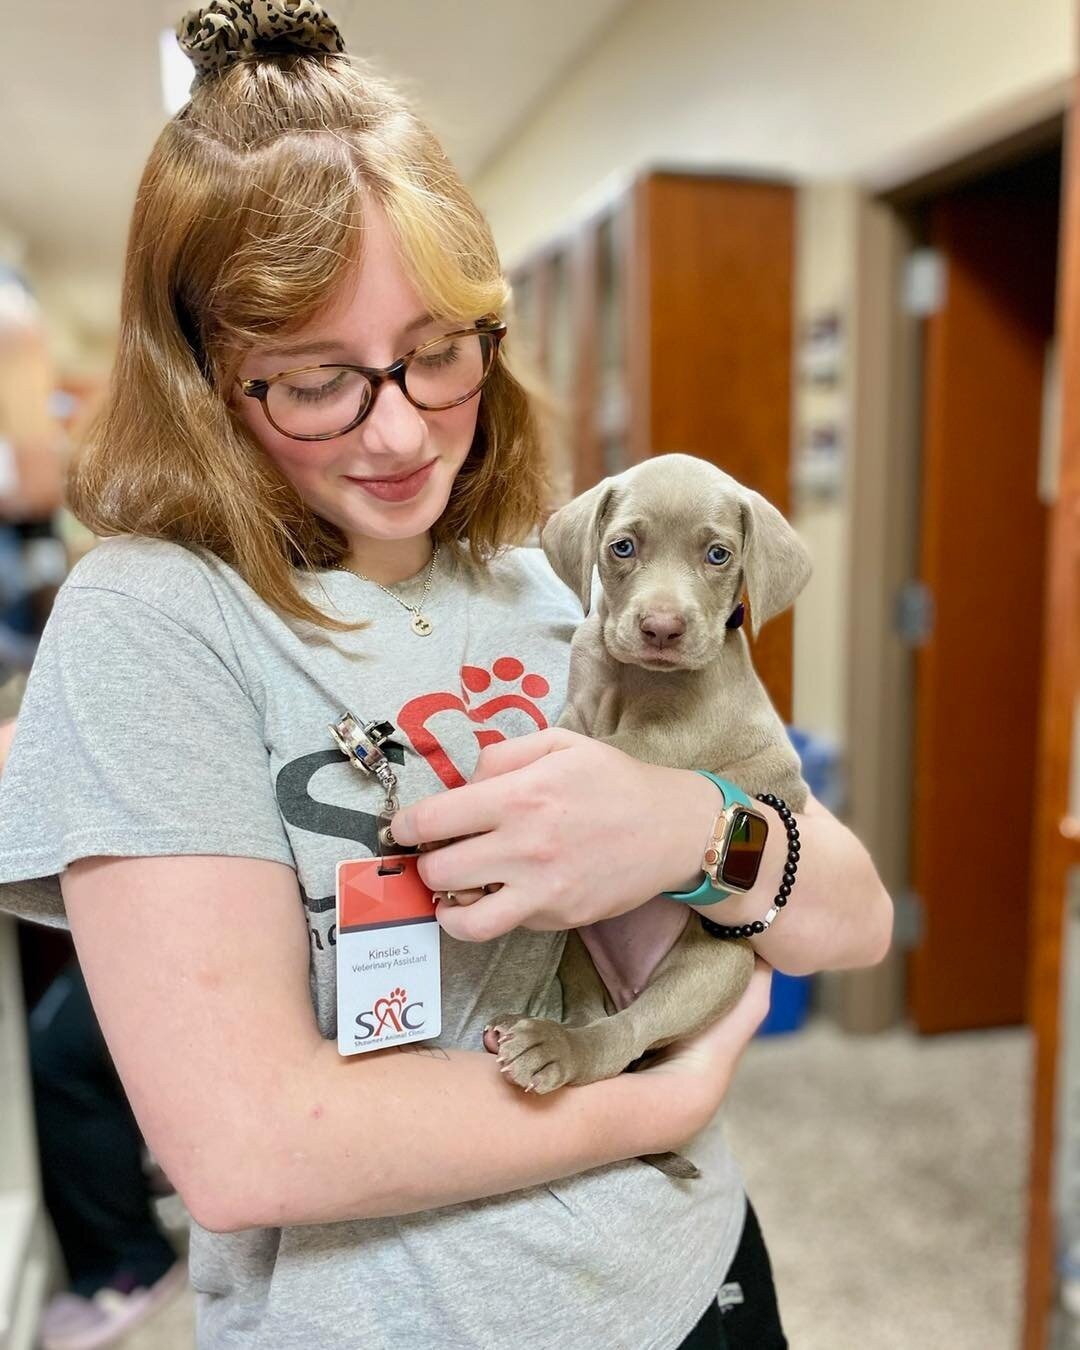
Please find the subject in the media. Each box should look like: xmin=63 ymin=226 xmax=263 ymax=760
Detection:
xmin=194 ymin=132 xmax=368 ymax=361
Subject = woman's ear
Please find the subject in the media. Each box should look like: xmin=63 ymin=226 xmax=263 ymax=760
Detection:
xmin=738 ymin=489 xmax=812 ymax=638
xmin=540 ymin=478 xmax=617 ymax=614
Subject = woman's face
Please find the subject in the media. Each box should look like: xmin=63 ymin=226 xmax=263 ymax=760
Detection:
xmin=232 ymin=203 xmax=481 ymax=559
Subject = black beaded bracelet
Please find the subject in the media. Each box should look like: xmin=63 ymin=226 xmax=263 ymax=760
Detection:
xmin=699 ymin=793 xmax=800 ymax=940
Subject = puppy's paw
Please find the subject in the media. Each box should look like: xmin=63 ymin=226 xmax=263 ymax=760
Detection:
xmin=484 ymin=1015 xmax=579 ymax=1094
xmin=482 ymin=1012 xmax=530 ymax=1058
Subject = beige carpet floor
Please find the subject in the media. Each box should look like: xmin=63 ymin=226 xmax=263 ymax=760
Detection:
xmin=725 ymin=1019 xmax=1030 ymax=1349
xmin=108 ymin=1018 xmax=1030 ymax=1349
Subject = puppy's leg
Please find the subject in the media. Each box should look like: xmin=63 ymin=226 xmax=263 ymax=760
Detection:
xmin=490 ymin=921 xmax=754 ymax=1094
xmin=557 ymin=929 xmax=615 ymax=1026
xmin=593 ymin=727 xmax=678 ymax=769
xmin=483 ymin=931 xmax=611 ymax=1057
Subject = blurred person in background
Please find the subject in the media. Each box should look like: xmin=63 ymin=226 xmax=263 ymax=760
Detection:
xmin=26 ymin=956 xmax=187 ymax=1350
xmin=0 ymin=265 xmax=67 ymax=707
xmin=0 ymin=5 xmax=890 ymax=1349
xmin=0 ymin=275 xmax=187 ymax=1349
xmin=3 ymin=702 xmax=184 ymax=1350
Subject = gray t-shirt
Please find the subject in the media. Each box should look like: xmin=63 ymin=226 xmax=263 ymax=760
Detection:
xmin=0 ymin=535 xmax=746 ymax=1350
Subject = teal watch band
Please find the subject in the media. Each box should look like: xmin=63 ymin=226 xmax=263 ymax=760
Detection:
xmin=663 ymin=771 xmax=755 ymax=905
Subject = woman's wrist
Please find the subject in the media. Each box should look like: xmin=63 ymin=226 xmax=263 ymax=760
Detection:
xmin=657 ymin=767 xmax=728 ymax=896
xmin=656 ymin=767 xmax=891 ymax=973
xmin=687 ymin=797 xmax=791 ymax=927
xmin=658 ymin=769 xmax=794 ymax=934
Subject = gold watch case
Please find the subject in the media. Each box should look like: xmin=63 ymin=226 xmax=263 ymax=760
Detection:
xmin=703 ymin=802 xmax=770 ymax=893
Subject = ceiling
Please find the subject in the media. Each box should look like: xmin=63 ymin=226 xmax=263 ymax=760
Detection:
xmin=0 ymin=0 xmax=632 ymax=277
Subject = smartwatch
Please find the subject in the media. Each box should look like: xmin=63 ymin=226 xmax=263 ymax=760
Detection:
xmin=663 ymin=771 xmax=770 ymax=905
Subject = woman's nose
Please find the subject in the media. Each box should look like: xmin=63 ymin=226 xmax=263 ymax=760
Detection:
xmin=358 ymin=379 xmax=426 ymax=459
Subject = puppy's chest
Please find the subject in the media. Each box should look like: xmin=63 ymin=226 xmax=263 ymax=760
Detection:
xmin=590 ymin=680 xmax=627 ymax=737
xmin=577 ymin=666 xmax=733 ymax=750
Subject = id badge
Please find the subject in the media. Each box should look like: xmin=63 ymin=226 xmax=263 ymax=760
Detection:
xmin=335 ymin=855 xmax=442 ymax=1056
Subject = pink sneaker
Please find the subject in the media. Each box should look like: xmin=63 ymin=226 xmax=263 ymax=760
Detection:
xmin=39 ymin=1260 xmax=188 ymax=1350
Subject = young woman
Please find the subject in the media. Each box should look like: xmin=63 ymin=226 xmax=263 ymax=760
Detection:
xmin=0 ymin=5 xmax=891 ymax=1347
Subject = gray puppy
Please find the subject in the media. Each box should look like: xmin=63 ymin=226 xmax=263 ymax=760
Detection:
xmin=485 ymin=455 xmax=812 ymax=1119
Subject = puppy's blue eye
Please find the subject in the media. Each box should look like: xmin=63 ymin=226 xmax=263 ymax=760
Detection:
xmin=707 ymin=544 xmax=732 ymax=566
xmin=610 ymin=538 xmax=636 ymax=559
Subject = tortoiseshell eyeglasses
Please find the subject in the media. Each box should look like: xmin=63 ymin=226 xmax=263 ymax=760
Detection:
xmin=237 ymin=317 xmax=507 ymax=441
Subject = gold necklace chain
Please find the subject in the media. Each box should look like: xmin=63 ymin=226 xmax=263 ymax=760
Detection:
xmin=336 ymin=545 xmax=440 ymax=636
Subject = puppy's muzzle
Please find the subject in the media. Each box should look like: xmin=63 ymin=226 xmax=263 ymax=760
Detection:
xmin=639 ymin=610 xmax=685 ymax=650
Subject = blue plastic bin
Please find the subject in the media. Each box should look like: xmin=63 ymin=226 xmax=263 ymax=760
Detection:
xmin=758 ymin=970 xmax=812 ymax=1036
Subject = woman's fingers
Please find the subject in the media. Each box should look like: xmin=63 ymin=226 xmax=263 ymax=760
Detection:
xmin=469 ymin=727 xmax=581 ymax=783
xmin=432 ymin=887 xmax=486 ymax=907
xmin=391 ymin=775 xmax=508 ymax=847
xmin=393 ymin=729 xmax=584 ymax=844
xmin=414 ymin=833 xmax=508 ymax=895
xmin=435 ymin=886 xmax=522 ymax=942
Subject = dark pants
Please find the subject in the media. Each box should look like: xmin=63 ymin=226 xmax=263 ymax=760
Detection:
xmin=28 ymin=959 xmax=177 ymax=1297
xmin=677 ymin=1200 xmax=788 ymax=1349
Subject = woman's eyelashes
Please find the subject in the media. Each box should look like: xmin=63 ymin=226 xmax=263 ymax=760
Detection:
xmin=607 ymin=537 xmax=734 ymax=566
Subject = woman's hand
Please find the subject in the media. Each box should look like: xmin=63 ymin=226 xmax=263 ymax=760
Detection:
xmin=391 ymin=728 xmax=718 ymax=942
xmin=639 ymin=957 xmax=773 ymax=1141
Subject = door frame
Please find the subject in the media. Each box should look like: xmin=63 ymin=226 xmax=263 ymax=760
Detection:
xmin=841 ymin=105 xmax=1067 ymax=1034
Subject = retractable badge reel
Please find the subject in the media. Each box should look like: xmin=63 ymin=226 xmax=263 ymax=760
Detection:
xmin=328 ymin=712 xmax=442 ymax=1056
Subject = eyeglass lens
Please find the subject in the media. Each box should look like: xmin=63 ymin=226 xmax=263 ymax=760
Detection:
xmin=266 ymin=330 xmax=494 ymax=438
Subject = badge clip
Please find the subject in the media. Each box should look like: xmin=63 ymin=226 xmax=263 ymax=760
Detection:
xmin=329 ymin=711 xmax=402 ymax=849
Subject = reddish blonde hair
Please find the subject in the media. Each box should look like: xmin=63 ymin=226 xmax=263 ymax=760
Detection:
xmin=69 ymin=51 xmax=549 ymax=629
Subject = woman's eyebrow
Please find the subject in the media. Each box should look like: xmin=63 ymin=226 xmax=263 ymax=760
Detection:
xmin=260 ymin=312 xmax=437 ymax=362
xmin=403 ymin=310 xmax=436 ymax=333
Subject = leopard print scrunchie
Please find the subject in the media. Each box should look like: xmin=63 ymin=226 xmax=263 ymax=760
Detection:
xmin=176 ymin=0 xmax=346 ymax=84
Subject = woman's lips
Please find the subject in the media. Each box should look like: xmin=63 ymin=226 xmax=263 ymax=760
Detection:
xmin=345 ymin=460 xmax=436 ymax=502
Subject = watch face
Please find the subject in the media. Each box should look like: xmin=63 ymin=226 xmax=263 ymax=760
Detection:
xmin=720 ymin=808 xmax=769 ymax=891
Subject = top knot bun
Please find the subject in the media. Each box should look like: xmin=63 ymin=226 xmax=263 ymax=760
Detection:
xmin=176 ymin=0 xmax=346 ymax=84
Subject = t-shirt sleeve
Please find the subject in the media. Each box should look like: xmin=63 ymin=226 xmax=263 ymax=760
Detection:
xmin=0 ymin=577 xmax=295 ymax=927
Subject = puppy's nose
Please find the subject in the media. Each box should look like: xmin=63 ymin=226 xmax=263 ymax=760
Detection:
xmin=640 ymin=612 xmax=685 ymax=648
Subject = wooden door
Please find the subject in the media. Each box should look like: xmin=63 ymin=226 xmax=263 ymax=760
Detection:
xmin=910 ymin=152 xmax=1060 ymax=1033
xmin=1023 ymin=77 xmax=1080 ymax=1350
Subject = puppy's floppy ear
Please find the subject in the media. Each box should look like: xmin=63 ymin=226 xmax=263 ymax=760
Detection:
xmin=738 ymin=489 xmax=812 ymax=638
xmin=540 ymin=478 xmax=617 ymax=615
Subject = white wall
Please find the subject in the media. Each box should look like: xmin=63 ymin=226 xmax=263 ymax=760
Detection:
xmin=474 ymin=0 xmax=1074 ymax=266
xmin=791 ymin=183 xmax=858 ymax=747
xmin=473 ymin=0 xmax=1074 ymax=757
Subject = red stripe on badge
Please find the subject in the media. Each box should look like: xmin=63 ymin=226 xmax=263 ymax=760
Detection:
xmin=338 ymin=856 xmax=437 ymax=930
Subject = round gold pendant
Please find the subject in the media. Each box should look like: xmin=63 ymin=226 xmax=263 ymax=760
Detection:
xmin=411 ymin=612 xmax=433 ymax=636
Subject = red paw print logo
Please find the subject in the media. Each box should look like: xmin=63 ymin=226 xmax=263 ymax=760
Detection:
xmin=372 ymin=986 xmax=409 ymax=1035
xmin=398 ymin=657 xmax=551 ymax=788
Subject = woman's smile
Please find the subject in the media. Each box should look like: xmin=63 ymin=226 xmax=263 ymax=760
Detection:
xmin=344 ymin=458 xmax=438 ymax=502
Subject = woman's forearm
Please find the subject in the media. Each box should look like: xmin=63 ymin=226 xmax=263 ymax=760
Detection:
xmin=670 ymin=775 xmax=893 ymax=977
xmin=226 ymin=1040 xmax=697 ymax=1234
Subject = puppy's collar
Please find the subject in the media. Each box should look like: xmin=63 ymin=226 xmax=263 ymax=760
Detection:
xmin=726 ymin=602 xmax=746 ymax=630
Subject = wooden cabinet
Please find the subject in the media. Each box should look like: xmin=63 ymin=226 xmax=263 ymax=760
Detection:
xmin=507 ymin=169 xmax=796 ymax=717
